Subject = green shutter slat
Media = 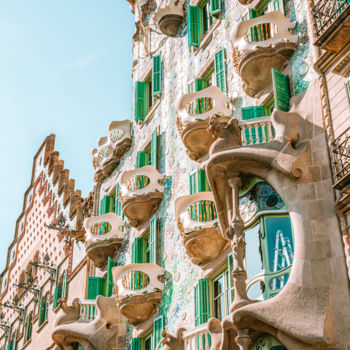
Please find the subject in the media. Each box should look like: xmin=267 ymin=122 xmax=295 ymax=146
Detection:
xmin=194 ymin=279 xmax=209 ymax=326
xmin=136 ymin=151 xmax=146 ymax=168
xmin=150 ymin=215 xmax=158 ymax=264
xmin=153 ymin=315 xmax=164 ymax=350
xmin=53 ymin=285 xmax=62 ymax=310
xmin=106 ymin=257 xmax=117 ymax=297
xmin=210 ymin=0 xmax=222 ymax=15
xmin=135 ymin=81 xmax=146 ymax=121
xmin=62 ymin=269 xmax=68 ymax=299
xmin=190 ymin=172 xmax=197 ymax=195
xmin=195 ymin=78 xmax=204 ymax=92
xmin=227 ymin=253 xmax=235 ymax=305
xmin=115 ymin=183 xmax=123 ymax=217
xmin=87 ymin=277 xmax=106 ymax=299
xmin=152 ymin=55 xmax=162 ymax=96
xmin=151 ymin=129 xmax=158 ymax=169
xmin=38 ymin=296 xmax=45 ymax=326
xmin=131 ymin=338 xmax=141 ymax=350
xmin=214 ymin=49 xmax=227 ymax=93
xmin=100 ymin=195 xmax=112 ymax=215
xmin=198 ymin=169 xmax=210 ymax=192
xmin=132 ymin=238 xmax=146 ymax=263
xmin=188 ymin=6 xmax=200 ymax=47
xmin=272 ymin=69 xmax=291 ymax=112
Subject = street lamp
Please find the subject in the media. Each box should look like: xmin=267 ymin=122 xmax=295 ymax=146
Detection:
xmin=45 ymin=215 xmax=85 ymax=243
xmin=0 ymin=313 xmax=10 ymax=339
xmin=0 ymin=296 xmax=24 ymax=322
xmin=14 ymin=277 xmax=40 ymax=303
xmin=29 ymin=253 xmax=57 ymax=284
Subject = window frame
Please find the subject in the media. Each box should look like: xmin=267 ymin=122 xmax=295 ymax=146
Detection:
xmin=140 ymin=328 xmax=153 ymax=350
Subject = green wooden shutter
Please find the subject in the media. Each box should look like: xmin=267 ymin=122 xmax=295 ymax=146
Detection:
xmin=115 ymin=183 xmax=123 ymax=217
xmin=25 ymin=314 xmax=32 ymax=341
xmin=52 ymin=285 xmax=62 ymax=310
xmin=190 ymin=172 xmax=198 ymax=195
xmin=153 ymin=315 xmax=164 ymax=350
xmin=152 ymin=55 xmax=162 ymax=96
xmin=272 ymin=69 xmax=291 ymax=112
xmin=188 ymin=6 xmax=200 ymax=47
xmin=38 ymin=296 xmax=45 ymax=326
xmin=195 ymin=78 xmax=204 ymax=92
xmin=227 ymin=253 xmax=235 ymax=305
xmin=198 ymin=169 xmax=210 ymax=192
xmin=130 ymin=338 xmax=141 ymax=350
xmin=7 ymin=343 xmax=13 ymax=350
xmin=106 ymin=257 xmax=117 ymax=297
xmin=44 ymin=296 xmax=49 ymax=322
xmin=62 ymin=269 xmax=68 ymax=299
xmin=87 ymin=277 xmax=106 ymax=299
xmin=135 ymin=81 xmax=146 ymax=121
xmin=150 ymin=215 xmax=158 ymax=264
xmin=194 ymin=279 xmax=210 ymax=326
xmin=136 ymin=151 xmax=146 ymax=168
xmin=12 ymin=330 xmax=17 ymax=350
xmin=100 ymin=195 xmax=112 ymax=215
xmin=151 ymin=129 xmax=158 ymax=169
xmin=210 ymin=0 xmax=222 ymax=15
xmin=215 ymin=49 xmax=227 ymax=93
xmin=132 ymin=238 xmax=146 ymax=263
xmin=242 ymin=106 xmax=265 ymax=120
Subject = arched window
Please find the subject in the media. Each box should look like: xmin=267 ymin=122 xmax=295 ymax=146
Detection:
xmin=24 ymin=312 xmax=32 ymax=342
xmin=52 ymin=270 xmax=68 ymax=310
xmin=38 ymin=292 xmax=49 ymax=326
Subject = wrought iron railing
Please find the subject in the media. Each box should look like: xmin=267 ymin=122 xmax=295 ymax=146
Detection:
xmin=331 ymin=127 xmax=350 ymax=190
xmin=312 ymin=0 xmax=350 ymax=44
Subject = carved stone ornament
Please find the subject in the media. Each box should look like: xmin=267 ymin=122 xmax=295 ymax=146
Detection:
xmin=92 ymin=120 xmax=132 ymax=183
xmin=118 ymin=165 xmax=164 ymax=227
xmin=176 ymin=86 xmax=232 ymax=161
xmin=83 ymin=213 xmax=125 ymax=268
xmin=51 ymin=296 xmax=126 ymax=350
xmin=205 ymin=81 xmax=350 ymax=349
xmin=153 ymin=0 xmax=185 ymax=37
xmin=231 ymin=11 xmax=297 ymax=97
xmin=174 ymin=191 xmax=229 ymax=267
xmin=155 ymin=328 xmax=186 ymax=350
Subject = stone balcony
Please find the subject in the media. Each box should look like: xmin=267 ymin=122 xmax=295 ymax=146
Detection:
xmin=112 ymin=263 xmax=165 ymax=326
xmin=52 ymin=296 xmax=125 ymax=350
xmin=153 ymin=0 xmax=185 ymax=37
xmin=92 ymin=120 xmax=132 ymax=183
xmin=118 ymin=165 xmax=164 ymax=228
xmin=175 ymin=192 xmax=228 ymax=267
xmin=84 ymin=213 xmax=125 ymax=268
xmin=312 ymin=0 xmax=350 ymax=53
xmin=231 ymin=11 xmax=297 ymax=97
xmin=239 ymin=116 xmax=274 ymax=146
xmin=176 ymin=86 xmax=231 ymax=162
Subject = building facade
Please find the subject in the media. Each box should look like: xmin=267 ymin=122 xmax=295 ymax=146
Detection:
xmin=1 ymin=0 xmax=350 ymax=349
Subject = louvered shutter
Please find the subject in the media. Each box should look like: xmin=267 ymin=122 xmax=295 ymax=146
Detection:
xmin=100 ymin=195 xmax=112 ymax=215
xmin=130 ymin=338 xmax=141 ymax=350
xmin=198 ymin=169 xmax=210 ymax=192
xmin=210 ymin=0 xmax=222 ymax=15
xmin=227 ymin=253 xmax=235 ymax=305
xmin=52 ymin=285 xmax=62 ymax=310
xmin=215 ymin=49 xmax=227 ymax=93
xmin=194 ymin=279 xmax=210 ymax=326
xmin=136 ymin=151 xmax=146 ymax=168
xmin=272 ymin=69 xmax=291 ymax=112
xmin=190 ymin=172 xmax=198 ymax=195
xmin=62 ymin=269 xmax=68 ymax=299
xmin=38 ymin=296 xmax=46 ymax=326
xmin=12 ymin=330 xmax=17 ymax=350
xmin=151 ymin=129 xmax=158 ymax=169
xmin=87 ymin=277 xmax=106 ymax=299
xmin=115 ymin=183 xmax=123 ymax=218
xmin=135 ymin=81 xmax=146 ymax=121
xmin=152 ymin=55 xmax=162 ymax=96
xmin=153 ymin=315 xmax=164 ymax=350
xmin=106 ymin=257 xmax=117 ymax=297
xmin=132 ymin=238 xmax=145 ymax=263
xmin=150 ymin=215 xmax=158 ymax=264
xmin=43 ymin=296 xmax=49 ymax=323
xmin=195 ymin=78 xmax=204 ymax=92
xmin=188 ymin=6 xmax=200 ymax=46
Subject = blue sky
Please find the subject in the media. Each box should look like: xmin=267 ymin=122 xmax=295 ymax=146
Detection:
xmin=0 ymin=1 xmax=134 ymax=271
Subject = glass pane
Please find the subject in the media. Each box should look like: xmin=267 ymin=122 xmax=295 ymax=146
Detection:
xmin=213 ymin=294 xmax=224 ymax=320
xmin=213 ymin=276 xmax=224 ymax=296
xmin=145 ymin=337 xmax=152 ymax=350
xmin=245 ymin=224 xmax=263 ymax=280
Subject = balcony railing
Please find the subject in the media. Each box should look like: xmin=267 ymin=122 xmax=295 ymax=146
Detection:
xmin=246 ymin=265 xmax=292 ymax=300
xmin=312 ymin=0 xmax=350 ymax=46
xmin=78 ymin=299 xmax=97 ymax=322
xmin=239 ymin=117 xmax=274 ymax=146
xmin=119 ymin=165 xmax=164 ymax=199
xmin=177 ymin=86 xmax=231 ymax=125
xmin=84 ymin=213 xmax=125 ymax=244
xmin=183 ymin=323 xmax=211 ymax=350
xmin=331 ymin=127 xmax=350 ymax=192
xmin=113 ymin=263 xmax=165 ymax=299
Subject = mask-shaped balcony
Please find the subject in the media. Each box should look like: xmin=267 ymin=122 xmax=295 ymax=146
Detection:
xmin=112 ymin=263 xmax=165 ymax=326
xmin=153 ymin=0 xmax=185 ymax=37
xmin=119 ymin=165 xmax=164 ymax=228
xmin=52 ymin=296 xmax=126 ymax=350
xmin=175 ymin=192 xmax=228 ymax=267
xmin=84 ymin=213 xmax=125 ymax=268
xmin=92 ymin=120 xmax=132 ymax=183
xmin=176 ymin=86 xmax=231 ymax=162
xmin=231 ymin=11 xmax=297 ymax=97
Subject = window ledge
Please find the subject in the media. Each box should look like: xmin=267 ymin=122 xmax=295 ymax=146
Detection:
xmin=194 ymin=19 xmax=222 ymax=56
xmin=139 ymin=99 xmax=161 ymax=128
xmin=22 ymin=339 xmax=31 ymax=349
xmin=37 ymin=319 xmax=48 ymax=333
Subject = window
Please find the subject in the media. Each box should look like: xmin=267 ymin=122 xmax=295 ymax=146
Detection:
xmin=135 ymin=55 xmax=162 ymax=122
xmin=53 ymin=270 xmax=68 ymax=310
xmin=188 ymin=0 xmax=222 ymax=47
xmin=106 ymin=257 xmax=117 ymax=297
xmin=38 ymin=293 xmax=49 ymax=326
xmin=24 ymin=312 xmax=32 ymax=342
xmin=136 ymin=128 xmax=158 ymax=170
xmin=190 ymin=169 xmax=211 ymax=194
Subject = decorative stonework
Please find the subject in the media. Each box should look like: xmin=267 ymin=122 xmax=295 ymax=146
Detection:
xmin=231 ymin=11 xmax=297 ymax=97
xmin=92 ymin=120 xmax=132 ymax=183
